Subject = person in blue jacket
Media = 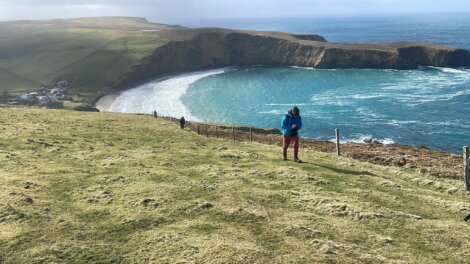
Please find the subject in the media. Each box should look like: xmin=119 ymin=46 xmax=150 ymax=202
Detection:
xmin=281 ymin=106 xmax=302 ymax=162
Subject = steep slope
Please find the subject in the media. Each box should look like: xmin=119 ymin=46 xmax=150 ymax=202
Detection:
xmin=1 ymin=107 xmax=469 ymax=263
xmin=0 ymin=17 xmax=170 ymax=100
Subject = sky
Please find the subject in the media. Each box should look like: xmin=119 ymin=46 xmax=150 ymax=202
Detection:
xmin=0 ymin=0 xmax=469 ymax=22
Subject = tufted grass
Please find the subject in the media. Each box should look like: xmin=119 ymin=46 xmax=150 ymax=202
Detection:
xmin=1 ymin=107 xmax=470 ymax=263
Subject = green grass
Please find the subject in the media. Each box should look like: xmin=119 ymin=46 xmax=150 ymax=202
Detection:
xmin=0 ymin=17 xmax=168 ymax=100
xmin=1 ymin=107 xmax=470 ymax=263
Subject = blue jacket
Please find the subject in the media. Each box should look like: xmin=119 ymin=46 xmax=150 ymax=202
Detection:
xmin=281 ymin=110 xmax=302 ymax=136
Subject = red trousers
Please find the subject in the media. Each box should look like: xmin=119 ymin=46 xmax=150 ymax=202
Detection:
xmin=283 ymin=135 xmax=299 ymax=158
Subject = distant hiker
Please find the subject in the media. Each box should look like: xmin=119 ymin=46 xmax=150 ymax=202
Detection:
xmin=153 ymin=111 xmax=157 ymax=118
xmin=281 ymin=106 xmax=302 ymax=162
xmin=179 ymin=116 xmax=186 ymax=129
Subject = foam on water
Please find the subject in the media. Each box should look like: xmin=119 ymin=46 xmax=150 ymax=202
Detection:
xmin=329 ymin=136 xmax=395 ymax=145
xmin=257 ymin=110 xmax=286 ymax=115
xmin=424 ymin=66 xmax=468 ymax=74
xmin=109 ymin=69 xmax=228 ymax=120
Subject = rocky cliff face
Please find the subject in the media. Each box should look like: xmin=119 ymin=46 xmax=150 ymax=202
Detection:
xmin=116 ymin=29 xmax=470 ymax=89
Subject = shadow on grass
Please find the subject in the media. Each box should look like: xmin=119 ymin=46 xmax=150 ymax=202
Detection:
xmin=314 ymin=164 xmax=376 ymax=177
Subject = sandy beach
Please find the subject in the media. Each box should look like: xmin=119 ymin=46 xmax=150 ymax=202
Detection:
xmin=95 ymin=94 xmax=118 ymax=112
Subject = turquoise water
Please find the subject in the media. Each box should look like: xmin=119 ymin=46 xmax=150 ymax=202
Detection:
xmin=182 ymin=66 xmax=470 ymax=152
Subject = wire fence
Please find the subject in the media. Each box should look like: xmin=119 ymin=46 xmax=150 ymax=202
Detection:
xmin=152 ymin=111 xmax=283 ymax=146
xmin=151 ymin=110 xmax=469 ymax=178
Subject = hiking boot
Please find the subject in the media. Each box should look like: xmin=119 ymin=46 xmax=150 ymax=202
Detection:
xmin=294 ymin=158 xmax=302 ymax=163
xmin=283 ymin=157 xmax=288 ymax=161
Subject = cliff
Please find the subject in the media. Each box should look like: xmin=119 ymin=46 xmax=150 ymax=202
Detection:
xmin=116 ymin=28 xmax=470 ymax=89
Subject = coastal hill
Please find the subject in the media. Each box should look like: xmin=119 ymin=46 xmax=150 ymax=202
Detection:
xmin=1 ymin=17 xmax=469 ymax=104
xmin=1 ymin=106 xmax=470 ymax=262
xmin=119 ymin=28 xmax=470 ymax=90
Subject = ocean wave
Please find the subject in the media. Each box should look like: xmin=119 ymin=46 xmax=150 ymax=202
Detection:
xmin=330 ymin=136 xmax=395 ymax=145
xmin=386 ymin=120 xmax=419 ymax=126
xmin=356 ymin=107 xmax=387 ymax=119
xmin=257 ymin=110 xmax=285 ymax=115
xmin=109 ymin=68 xmax=229 ymax=120
xmin=289 ymin=66 xmax=315 ymax=70
xmin=265 ymin=103 xmax=309 ymax=106
xmin=421 ymin=66 xmax=468 ymax=74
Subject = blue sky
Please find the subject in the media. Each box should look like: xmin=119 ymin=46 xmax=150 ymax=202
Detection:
xmin=0 ymin=0 xmax=469 ymax=21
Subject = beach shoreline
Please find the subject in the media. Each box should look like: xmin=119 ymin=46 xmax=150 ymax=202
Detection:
xmin=95 ymin=94 xmax=119 ymax=112
xmin=105 ymin=68 xmax=229 ymax=117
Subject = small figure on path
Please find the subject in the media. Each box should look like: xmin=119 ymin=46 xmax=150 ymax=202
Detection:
xmin=281 ymin=106 xmax=302 ymax=162
xmin=179 ymin=116 xmax=186 ymax=129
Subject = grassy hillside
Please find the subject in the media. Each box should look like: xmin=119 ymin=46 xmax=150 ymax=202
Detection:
xmin=1 ymin=107 xmax=470 ymax=263
xmin=0 ymin=17 xmax=169 ymax=101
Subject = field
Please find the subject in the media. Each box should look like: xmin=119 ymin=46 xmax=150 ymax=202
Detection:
xmin=0 ymin=17 xmax=169 ymax=101
xmin=1 ymin=106 xmax=470 ymax=263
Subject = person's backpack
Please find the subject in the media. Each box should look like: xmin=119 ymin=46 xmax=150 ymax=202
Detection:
xmin=284 ymin=114 xmax=290 ymax=124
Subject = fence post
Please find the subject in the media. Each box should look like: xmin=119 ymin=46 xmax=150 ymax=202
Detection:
xmin=464 ymin=146 xmax=469 ymax=167
xmin=250 ymin=127 xmax=253 ymax=142
xmin=206 ymin=125 xmax=209 ymax=137
xmin=197 ymin=124 xmax=200 ymax=135
xmin=335 ymin=128 xmax=340 ymax=157
xmin=215 ymin=126 xmax=218 ymax=138
xmin=232 ymin=126 xmax=235 ymax=141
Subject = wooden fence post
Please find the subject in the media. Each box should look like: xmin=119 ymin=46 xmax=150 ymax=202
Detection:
xmin=464 ymin=146 xmax=469 ymax=167
xmin=250 ymin=127 xmax=253 ymax=142
xmin=335 ymin=128 xmax=340 ymax=157
xmin=215 ymin=126 xmax=218 ymax=138
xmin=206 ymin=125 xmax=209 ymax=137
xmin=197 ymin=124 xmax=200 ymax=135
xmin=232 ymin=126 xmax=235 ymax=141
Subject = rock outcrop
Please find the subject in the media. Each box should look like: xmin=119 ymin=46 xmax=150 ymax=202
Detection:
xmin=116 ymin=28 xmax=470 ymax=89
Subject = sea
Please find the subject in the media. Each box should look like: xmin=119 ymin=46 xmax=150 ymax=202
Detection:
xmin=109 ymin=13 xmax=470 ymax=152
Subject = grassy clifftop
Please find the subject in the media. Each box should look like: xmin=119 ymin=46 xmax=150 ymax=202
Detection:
xmin=0 ymin=17 xmax=169 ymax=101
xmin=1 ymin=107 xmax=470 ymax=263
